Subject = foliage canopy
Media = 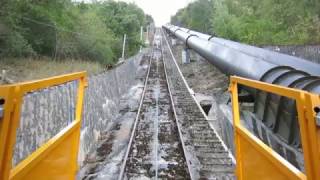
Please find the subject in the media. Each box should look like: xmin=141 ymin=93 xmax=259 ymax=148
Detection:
xmin=171 ymin=0 xmax=320 ymax=45
xmin=0 ymin=0 xmax=154 ymax=64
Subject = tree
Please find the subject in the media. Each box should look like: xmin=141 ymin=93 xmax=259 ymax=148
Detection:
xmin=171 ymin=0 xmax=320 ymax=45
xmin=0 ymin=0 xmax=151 ymax=64
xmin=171 ymin=0 xmax=213 ymax=33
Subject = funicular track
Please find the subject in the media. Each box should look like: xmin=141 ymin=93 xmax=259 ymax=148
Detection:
xmin=119 ymin=30 xmax=190 ymax=179
xmin=119 ymin=29 xmax=235 ymax=180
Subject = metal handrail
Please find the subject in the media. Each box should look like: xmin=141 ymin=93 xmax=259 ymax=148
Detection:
xmin=0 ymin=72 xmax=87 ymax=180
xmin=229 ymin=76 xmax=320 ymax=180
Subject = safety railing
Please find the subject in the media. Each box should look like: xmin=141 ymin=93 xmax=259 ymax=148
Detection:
xmin=0 ymin=72 xmax=87 ymax=180
xmin=229 ymin=76 xmax=320 ymax=180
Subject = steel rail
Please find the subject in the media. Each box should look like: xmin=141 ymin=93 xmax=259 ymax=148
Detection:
xmin=119 ymin=32 xmax=193 ymax=179
xmin=161 ymin=30 xmax=194 ymax=180
xmin=118 ymin=51 xmax=152 ymax=180
xmin=162 ymin=29 xmax=236 ymax=165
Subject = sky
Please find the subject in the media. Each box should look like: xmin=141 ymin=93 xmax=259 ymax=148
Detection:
xmin=116 ymin=0 xmax=194 ymax=26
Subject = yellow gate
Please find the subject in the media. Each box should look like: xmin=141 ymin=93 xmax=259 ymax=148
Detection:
xmin=0 ymin=72 xmax=87 ymax=180
xmin=229 ymin=76 xmax=320 ymax=180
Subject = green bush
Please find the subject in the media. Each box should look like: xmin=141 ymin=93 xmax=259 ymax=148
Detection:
xmin=171 ymin=0 xmax=320 ymax=45
xmin=0 ymin=0 xmax=153 ymax=64
xmin=2 ymin=31 xmax=35 ymax=57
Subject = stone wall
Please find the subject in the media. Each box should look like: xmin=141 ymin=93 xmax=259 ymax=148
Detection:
xmin=79 ymin=51 xmax=147 ymax=164
xmin=14 ymin=81 xmax=78 ymax=165
xmin=13 ymin=51 xmax=148 ymax=166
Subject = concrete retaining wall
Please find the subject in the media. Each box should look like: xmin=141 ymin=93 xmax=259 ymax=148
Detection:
xmin=13 ymin=51 xmax=147 ymax=166
xmin=79 ymin=52 xmax=147 ymax=164
xmin=14 ymin=81 xmax=78 ymax=165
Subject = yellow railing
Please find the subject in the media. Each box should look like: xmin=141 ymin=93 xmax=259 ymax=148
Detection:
xmin=0 ymin=72 xmax=87 ymax=180
xmin=1 ymin=73 xmax=319 ymax=179
xmin=229 ymin=76 xmax=320 ymax=180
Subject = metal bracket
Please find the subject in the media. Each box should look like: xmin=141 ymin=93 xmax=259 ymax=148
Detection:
xmin=315 ymin=106 xmax=320 ymax=127
xmin=0 ymin=105 xmax=3 ymax=119
xmin=316 ymin=112 xmax=320 ymax=127
xmin=0 ymin=98 xmax=4 ymax=119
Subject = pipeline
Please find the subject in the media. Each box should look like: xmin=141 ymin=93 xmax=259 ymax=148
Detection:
xmin=163 ymin=24 xmax=320 ymax=168
xmin=163 ymin=25 xmax=320 ymax=78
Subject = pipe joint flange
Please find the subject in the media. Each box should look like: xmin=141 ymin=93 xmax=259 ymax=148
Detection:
xmin=185 ymin=34 xmax=198 ymax=48
xmin=173 ymin=28 xmax=181 ymax=34
xmin=208 ymin=35 xmax=215 ymax=41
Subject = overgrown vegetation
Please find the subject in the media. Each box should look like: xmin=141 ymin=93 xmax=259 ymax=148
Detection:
xmin=171 ymin=0 xmax=320 ymax=45
xmin=0 ymin=0 xmax=154 ymax=64
xmin=0 ymin=57 xmax=103 ymax=83
xmin=171 ymin=0 xmax=213 ymax=34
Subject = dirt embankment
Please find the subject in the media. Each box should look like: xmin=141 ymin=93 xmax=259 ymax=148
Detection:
xmin=0 ymin=58 xmax=104 ymax=84
xmin=169 ymin=43 xmax=228 ymax=103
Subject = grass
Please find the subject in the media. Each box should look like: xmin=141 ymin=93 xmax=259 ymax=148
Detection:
xmin=0 ymin=57 xmax=104 ymax=84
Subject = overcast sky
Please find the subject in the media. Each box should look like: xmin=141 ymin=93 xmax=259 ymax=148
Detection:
xmin=75 ymin=0 xmax=193 ymax=26
xmin=116 ymin=0 xmax=194 ymax=26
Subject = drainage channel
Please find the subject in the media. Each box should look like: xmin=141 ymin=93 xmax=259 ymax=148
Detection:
xmin=119 ymin=29 xmax=191 ymax=179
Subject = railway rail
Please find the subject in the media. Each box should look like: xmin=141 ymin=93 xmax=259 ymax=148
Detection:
xmin=119 ymin=29 xmax=190 ymax=179
xmin=118 ymin=29 xmax=235 ymax=179
xmin=161 ymin=30 xmax=235 ymax=179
